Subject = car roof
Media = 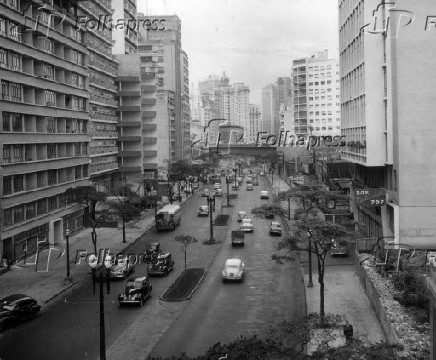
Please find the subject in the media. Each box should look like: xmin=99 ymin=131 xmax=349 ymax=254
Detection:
xmin=242 ymin=218 xmax=252 ymax=222
xmin=127 ymin=276 xmax=148 ymax=282
xmin=225 ymin=258 xmax=242 ymax=266
xmin=199 ymin=205 xmax=208 ymax=209
xmin=271 ymin=222 xmax=281 ymax=226
xmin=147 ymin=242 xmax=159 ymax=246
xmin=1 ymin=294 xmax=35 ymax=304
xmin=238 ymin=211 xmax=246 ymax=214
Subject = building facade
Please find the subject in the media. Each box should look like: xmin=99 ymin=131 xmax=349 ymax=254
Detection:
xmin=261 ymin=84 xmax=278 ymax=136
xmin=292 ymin=50 xmax=340 ymax=137
xmin=0 ymin=0 xmax=90 ymax=261
xmin=137 ymin=15 xmax=190 ymax=164
xmin=339 ymin=0 xmax=436 ymax=246
xmin=111 ymin=0 xmax=138 ymax=55
xmin=248 ymin=104 xmax=261 ymax=144
xmin=80 ymin=0 xmax=119 ymax=192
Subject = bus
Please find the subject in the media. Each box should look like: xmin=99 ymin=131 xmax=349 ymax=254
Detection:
xmin=155 ymin=204 xmax=181 ymax=231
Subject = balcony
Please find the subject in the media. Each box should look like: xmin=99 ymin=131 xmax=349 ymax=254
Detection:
xmin=143 ymin=162 xmax=158 ymax=170
xmin=142 ymin=111 xmax=156 ymax=119
xmin=141 ymin=98 xmax=156 ymax=106
xmin=118 ymin=151 xmax=141 ymax=157
xmin=141 ymin=85 xmax=156 ymax=93
xmin=119 ymin=166 xmax=142 ymax=172
xmin=142 ymin=124 xmax=157 ymax=131
xmin=118 ymin=135 xmax=141 ymax=142
xmin=117 ymin=90 xmax=141 ymax=97
xmin=143 ymin=137 xmax=157 ymax=144
xmin=116 ymin=75 xmax=140 ymax=83
xmin=116 ymin=121 xmax=141 ymax=127
xmin=141 ymin=72 xmax=155 ymax=80
xmin=143 ymin=150 xmax=157 ymax=157
xmin=118 ymin=105 xmax=141 ymax=112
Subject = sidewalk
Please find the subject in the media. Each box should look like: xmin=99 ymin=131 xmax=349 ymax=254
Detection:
xmin=267 ymin=172 xmax=386 ymax=345
xmin=0 ymin=192 xmax=197 ymax=307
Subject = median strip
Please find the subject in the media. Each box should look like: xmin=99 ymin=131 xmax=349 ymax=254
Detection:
xmin=160 ymin=268 xmax=207 ymax=301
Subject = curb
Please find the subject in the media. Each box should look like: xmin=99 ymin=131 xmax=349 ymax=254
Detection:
xmin=159 ymin=268 xmax=208 ymax=302
xmin=44 ymin=280 xmax=78 ymax=305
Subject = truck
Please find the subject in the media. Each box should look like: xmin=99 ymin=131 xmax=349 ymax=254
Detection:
xmin=231 ymin=230 xmax=245 ymax=247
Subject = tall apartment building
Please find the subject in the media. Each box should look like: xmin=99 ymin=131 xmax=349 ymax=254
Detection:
xmin=261 ymin=84 xmax=278 ymax=136
xmin=198 ymin=73 xmax=250 ymax=147
xmin=292 ymin=50 xmax=340 ymax=137
xmin=112 ymin=0 xmax=138 ymax=54
xmin=137 ymin=15 xmax=190 ymax=164
xmin=276 ymin=77 xmax=292 ymax=109
xmin=339 ymin=0 xmax=436 ymax=246
xmin=180 ymin=50 xmax=191 ymax=161
xmin=248 ymin=104 xmax=261 ymax=144
xmin=0 ymin=0 xmax=90 ymax=261
xmin=80 ymin=0 xmax=119 ymax=192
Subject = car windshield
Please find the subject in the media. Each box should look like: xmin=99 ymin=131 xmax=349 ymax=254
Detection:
xmin=126 ymin=280 xmax=143 ymax=290
xmin=1 ymin=303 xmax=15 ymax=311
xmin=242 ymin=219 xmax=251 ymax=223
xmin=156 ymin=213 xmax=171 ymax=221
xmin=226 ymin=264 xmax=239 ymax=269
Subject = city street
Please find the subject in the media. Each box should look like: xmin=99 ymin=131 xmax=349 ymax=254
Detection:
xmin=150 ymin=174 xmax=306 ymax=358
xmin=0 ymin=191 xmax=230 ymax=360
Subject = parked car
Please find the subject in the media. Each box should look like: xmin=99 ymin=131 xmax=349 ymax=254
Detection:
xmin=253 ymin=179 xmax=259 ymax=186
xmin=109 ymin=257 xmax=135 ymax=279
xmin=198 ymin=205 xmax=209 ymax=217
xmin=0 ymin=294 xmax=41 ymax=332
xmin=237 ymin=211 xmax=246 ymax=222
xmin=222 ymin=259 xmax=245 ymax=282
xmin=269 ymin=221 xmax=282 ymax=236
xmin=202 ymin=189 xmax=210 ymax=197
xmin=246 ymin=184 xmax=253 ymax=191
xmin=330 ymin=239 xmax=348 ymax=256
xmin=143 ymin=242 xmax=161 ymax=263
xmin=231 ymin=230 xmax=245 ymax=246
xmin=260 ymin=172 xmax=265 ymax=176
xmin=148 ymin=253 xmax=175 ymax=276
xmin=213 ymin=188 xmax=224 ymax=197
xmin=260 ymin=191 xmax=269 ymax=199
xmin=213 ymin=183 xmax=222 ymax=190
xmin=237 ymin=177 xmax=243 ymax=184
xmin=265 ymin=210 xmax=274 ymax=219
xmin=118 ymin=277 xmax=152 ymax=307
xmin=240 ymin=218 xmax=254 ymax=232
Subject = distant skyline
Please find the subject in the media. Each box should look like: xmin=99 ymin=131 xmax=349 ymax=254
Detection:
xmin=137 ymin=0 xmax=339 ymax=104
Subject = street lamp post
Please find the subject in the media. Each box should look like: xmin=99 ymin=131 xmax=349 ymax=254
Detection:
xmin=233 ymin=168 xmax=237 ymax=188
xmin=167 ymin=174 xmax=172 ymax=204
xmin=151 ymin=190 xmax=157 ymax=217
xmin=207 ymin=195 xmax=216 ymax=243
xmin=307 ymin=231 xmax=313 ymax=288
xmin=65 ymin=228 xmax=71 ymax=282
xmin=288 ymin=198 xmax=291 ymax=220
xmin=88 ymin=254 xmax=112 ymax=360
xmin=226 ymin=176 xmax=230 ymax=206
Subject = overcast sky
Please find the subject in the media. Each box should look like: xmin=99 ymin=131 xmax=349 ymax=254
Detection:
xmin=137 ymin=0 xmax=339 ymax=105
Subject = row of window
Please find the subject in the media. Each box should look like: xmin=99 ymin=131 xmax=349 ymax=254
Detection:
xmin=3 ymin=165 xmax=88 ymax=197
xmin=0 ymin=17 xmax=85 ymax=64
xmin=309 ymin=119 xmax=340 ymax=123
xmin=308 ymin=104 xmax=341 ymax=108
xmin=308 ymin=65 xmax=337 ymax=71
xmin=0 ymin=47 xmax=20 ymax=71
xmin=4 ymin=193 xmax=70 ymax=227
xmin=312 ymin=126 xmax=340 ymax=131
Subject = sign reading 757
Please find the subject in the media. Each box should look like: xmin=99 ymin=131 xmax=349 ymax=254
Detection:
xmin=354 ymin=189 xmax=386 ymax=207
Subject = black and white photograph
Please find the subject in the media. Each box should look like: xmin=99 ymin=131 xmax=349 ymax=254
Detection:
xmin=0 ymin=0 xmax=435 ymax=358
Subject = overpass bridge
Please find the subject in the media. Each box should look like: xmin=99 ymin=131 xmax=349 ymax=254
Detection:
xmin=207 ymin=145 xmax=278 ymax=158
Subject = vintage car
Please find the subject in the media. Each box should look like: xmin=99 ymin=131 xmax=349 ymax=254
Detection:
xmin=269 ymin=221 xmax=282 ymax=236
xmin=213 ymin=188 xmax=223 ymax=197
xmin=260 ymin=191 xmax=269 ymax=199
xmin=148 ymin=253 xmax=175 ymax=276
xmin=198 ymin=205 xmax=209 ymax=217
xmin=253 ymin=179 xmax=259 ymax=186
xmin=260 ymin=171 xmax=265 ymax=176
xmin=246 ymin=184 xmax=254 ymax=191
xmin=240 ymin=218 xmax=254 ymax=232
xmin=213 ymin=183 xmax=222 ymax=190
xmin=0 ymin=294 xmax=41 ymax=332
xmin=237 ymin=211 xmax=246 ymax=222
xmin=143 ymin=242 xmax=161 ymax=263
xmin=109 ymin=257 xmax=135 ymax=279
xmin=118 ymin=277 xmax=152 ymax=307
xmin=330 ymin=239 xmax=348 ymax=256
xmin=237 ymin=177 xmax=243 ymax=184
xmin=222 ymin=259 xmax=245 ymax=282
xmin=231 ymin=184 xmax=239 ymax=190
xmin=201 ymin=189 xmax=210 ymax=197
xmin=231 ymin=230 xmax=245 ymax=246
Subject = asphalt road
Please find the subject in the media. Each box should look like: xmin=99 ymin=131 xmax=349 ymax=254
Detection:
xmin=150 ymin=175 xmax=306 ymax=358
xmin=0 ymin=191 xmax=223 ymax=360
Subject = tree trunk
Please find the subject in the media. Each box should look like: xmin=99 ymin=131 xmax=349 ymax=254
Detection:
xmin=320 ymin=278 xmax=325 ymax=321
xmin=92 ymin=229 xmax=97 ymax=256
xmin=122 ymin=219 xmax=126 ymax=243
